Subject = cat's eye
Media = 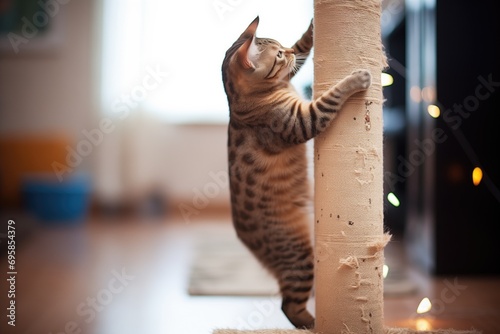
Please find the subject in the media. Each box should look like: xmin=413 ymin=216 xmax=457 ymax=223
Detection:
xmin=277 ymin=51 xmax=283 ymax=58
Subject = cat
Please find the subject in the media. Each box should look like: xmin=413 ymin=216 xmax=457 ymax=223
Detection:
xmin=221 ymin=16 xmax=371 ymax=329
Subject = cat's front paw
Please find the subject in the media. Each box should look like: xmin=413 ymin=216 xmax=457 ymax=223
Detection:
xmin=350 ymin=69 xmax=372 ymax=91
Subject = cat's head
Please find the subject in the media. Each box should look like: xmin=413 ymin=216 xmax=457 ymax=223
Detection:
xmin=222 ymin=17 xmax=296 ymax=90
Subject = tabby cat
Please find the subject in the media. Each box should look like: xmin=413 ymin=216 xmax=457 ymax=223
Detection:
xmin=221 ymin=17 xmax=371 ymax=329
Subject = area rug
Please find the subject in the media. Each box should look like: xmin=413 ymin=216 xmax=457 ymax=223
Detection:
xmin=188 ymin=232 xmax=279 ymax=296
xmin=188 ymin=229 xmax=416 ymax=296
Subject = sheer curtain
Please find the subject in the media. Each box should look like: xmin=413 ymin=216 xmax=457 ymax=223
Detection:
xmin=100 ymin=0 xmax=314 ymax=123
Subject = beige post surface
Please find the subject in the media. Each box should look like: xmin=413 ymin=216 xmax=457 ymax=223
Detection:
xmin=313 ymin=0 xmax=388 ymax=333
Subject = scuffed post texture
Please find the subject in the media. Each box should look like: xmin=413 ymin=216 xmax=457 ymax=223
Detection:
xmin=313 ymin=0 xmax=388 ymax=333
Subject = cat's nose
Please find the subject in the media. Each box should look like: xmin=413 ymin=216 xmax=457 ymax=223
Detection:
xmin=285 ymin=48 xmax=295 ymax=54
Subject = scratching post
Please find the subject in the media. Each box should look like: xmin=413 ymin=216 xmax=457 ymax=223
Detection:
xmin=311 ymin=1 xmax=479 ymax=334
xmin=313 ymin=0 xmax=387 ymax=332
xmin=214 ymin=1 xmax=481 ymax=333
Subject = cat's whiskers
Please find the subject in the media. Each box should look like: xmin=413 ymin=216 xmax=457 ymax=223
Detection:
xmin=287 ymin=58 xmax=298 ymax=80
xmin=289 ymin=55 xmax=304 ymax=77
xmin=293 ymin=54 xmax=308 ymax=72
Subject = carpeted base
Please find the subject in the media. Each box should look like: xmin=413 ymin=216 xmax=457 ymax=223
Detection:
xmin=213 ymin=330 xmax=313 ymax=334
xmin=385 ymin=329 xmax=481 ymax=334
xmin=213 ymin=328 xmax=481 ymax=334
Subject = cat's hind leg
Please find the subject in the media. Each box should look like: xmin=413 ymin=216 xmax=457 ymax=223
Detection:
xmin=277 ymin=246 xmax=315 ymax=329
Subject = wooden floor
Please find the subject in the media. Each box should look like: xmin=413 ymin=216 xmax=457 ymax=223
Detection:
xmin=1 ymin=213 xmax=499 ymax=334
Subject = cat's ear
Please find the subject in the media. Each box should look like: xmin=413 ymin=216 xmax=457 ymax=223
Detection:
xmin=239 ymin=16 xmax=259 ymax=40
xmin=236 ymin=36 xmax=256 ymax=70
xmin=236 ymin=17 xmax=259 ymax=70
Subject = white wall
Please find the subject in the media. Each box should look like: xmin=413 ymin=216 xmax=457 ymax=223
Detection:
xmin=93 ymin=113 xmax=231 ymax=212
xmin=0 ymin=0 xmax=231 ymax=212
xmin=0 ymin=0 xmax=97 ymax=135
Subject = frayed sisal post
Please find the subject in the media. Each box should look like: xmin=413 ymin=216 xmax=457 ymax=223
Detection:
xmin=312 ymin=0 xmax=479 ymax=333
xmin=313 ymin=0 xmax=388 ymax=332
xmin=213 ymin=1 xmax=480 ymax=333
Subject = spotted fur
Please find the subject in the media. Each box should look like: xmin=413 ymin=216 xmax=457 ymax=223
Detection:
xmin=221 ymin=17 xmax=371 ymax=329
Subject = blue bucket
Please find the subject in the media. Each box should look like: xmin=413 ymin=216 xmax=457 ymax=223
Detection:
xmin=21 ymin=172 xmax=91 ymax=224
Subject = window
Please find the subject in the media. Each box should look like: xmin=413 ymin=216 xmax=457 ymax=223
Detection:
xmin=100 ymin=0 xmax=313 ymax=123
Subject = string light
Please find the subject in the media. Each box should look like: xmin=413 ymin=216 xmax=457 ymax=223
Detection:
xmin=421 ymin=86 xmax=436 ymax=102
xmin=417 ymin=297 xmax=432 ymax=314
xmin=472 ymin=167 xmax=483 ymax=186
xmin=382 ymin=73 xmax=394 ymax=87
xmin=387 ymin=192 xmax=400 ymax=207
xmin=382 ymin=264 xmax=389 ymax=279
xmin=410 ymin=86 xmax=422 ymax=103
xmin=427 ymin=104 xmax=440 ymax=118
xmin=416 ymin=318 xmax=432 ymax=331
